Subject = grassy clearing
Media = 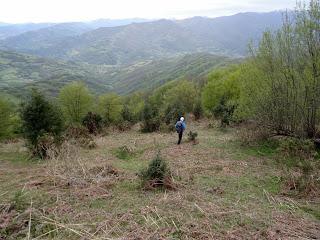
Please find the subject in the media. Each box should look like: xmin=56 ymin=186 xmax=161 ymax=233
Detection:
xmin=0 ymin=122 xmax=319 ymax=239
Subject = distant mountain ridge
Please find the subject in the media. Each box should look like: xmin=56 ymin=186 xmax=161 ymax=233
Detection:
xmin=0 ymin=23 xmax=54 ymax=40
xmin=0 ymin=12 xmax=284 ymax=65
xmin=0 ymin=18 xmax=150 ymax=40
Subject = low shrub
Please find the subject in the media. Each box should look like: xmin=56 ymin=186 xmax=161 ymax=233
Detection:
xmin=141 ymin=103 xmax=161 ymax=133
xmin=193 ymin=99 xmax=203 ymax=121
xmin=282 ymin=162 xmax=320 ymax=198
xmin=64 ymin=125 xmax=95 ymax=148
xmin=115 ymin=145 xmax=135 ymax=160
xmin=141 ymin=117 xmax=161 ymax=133
xmin=188 ymin=131 xmax=198 ymax=142
xmin=275 ymin=138 xmax=319 ymax=197
xmin=117 ymin=121 xmax=132 ymax=132
xmin=277 ymin=138 xmax=317 ymax=160
xmin=139 ymin=152 xmax=176 ymax=190
xmin=82 ymin=112 xmax=102 ymax=135
xmin=159 ymin=123 xmax=175 ymax=133
xmin=46 ymin=141 xmax=119 ymax=188
xmin=33 ymin=133 xmax=60 ymax=159
xmin=237 ymin=123 xmax=273 ymax=147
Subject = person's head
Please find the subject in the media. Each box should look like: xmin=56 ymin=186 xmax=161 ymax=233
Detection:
xmin=180 ymin=117 xmax=184 ymax=122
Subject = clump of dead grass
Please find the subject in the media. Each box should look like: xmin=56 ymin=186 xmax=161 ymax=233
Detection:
xmin=45 ymin=141 xmax=120 ymax=196
xmin=63 ymin=125 xmax=96 ymax=149
xmin=237 ymin=124 xmax=272 ymax=146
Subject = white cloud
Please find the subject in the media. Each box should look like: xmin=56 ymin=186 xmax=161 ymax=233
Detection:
xmin=0 ymin=0 xmax=296 ymax=23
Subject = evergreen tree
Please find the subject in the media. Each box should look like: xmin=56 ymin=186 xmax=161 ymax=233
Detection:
xmin=20 ymin=90 xmax=63 ymax=155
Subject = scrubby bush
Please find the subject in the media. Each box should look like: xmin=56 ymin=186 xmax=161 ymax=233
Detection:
xmin=139 ymin=152 xmax=174 ymax=189
xmin=159 ymin=122 xmax=175 ymax=133
xmin=20 ymin=90 xmax=63 ymax=158
xmin=141 ymin=102 xmax=161 ymax=132
xmin=82 ymin=112 xmax=102 ymax=135
xmin=275 ymin=137 xmax=319 ymax=197
xmin=238 ymin=124 xmax=272 ymax=146
xmin=282 ymin=156 xmax=319 ymax=197
xmin=117 ymin=121 xmax=132 ymax=131
xmin=188 ymin=131 xmax=198 ymax=143
xmin=34 ymin=133 xmax=58 ymax=159
xmin=64 ymin=125 xmax=94 ymax=148
xmin=213 ymin=96 xmax=236 ymax=127
xmin=278 ymin=138 xmax=317 ymax=160
xmin=193 ymin=98 xmax=203 ymax=120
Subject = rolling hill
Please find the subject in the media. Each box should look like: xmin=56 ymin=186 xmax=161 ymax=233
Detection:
xmin=0 ymin=50 xmax=112 ymax=97
xmin=108 ymin=53 xmax=237 ymax=94
xmin=0 ymin=18 xmax=150 ymax=41
xmin=0 ymin=23 xmax=54 ymax=40
xmin=0 ymin=12 xmax=283 ymax=65
xmin=0 ymin=23 xmax=93 ymax=52
xmin=0 ymin=50 xmax=236 ymax=97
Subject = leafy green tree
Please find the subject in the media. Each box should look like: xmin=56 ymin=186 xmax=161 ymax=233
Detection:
xmin=148 ymin=80 xmax=197 ymax=125
xmin=241 ymin=1 xmax=320 ymax=137
xmin=124 ymin=93 xmax=145 ymax=122
xmin=98 ymin=93 xmax=124 ymax=125
xmin=164 ymin=80 xmax=197 ymax=117
xmin=121 ymin=105 xmax=134 ymax=123
xmin=20 ymin=90 xmax=63 ymax=156
xmin=202 ymin=66 xmax=240 ymax=126
xmin=59 ymin=82 xmax=93 ymax=124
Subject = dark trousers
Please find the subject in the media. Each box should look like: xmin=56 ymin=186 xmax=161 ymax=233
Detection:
xmin=178 ymin=131 xmax=183 ymax=144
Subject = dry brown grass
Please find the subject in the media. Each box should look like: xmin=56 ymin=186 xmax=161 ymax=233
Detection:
xmin=0 ymin=120 xmax=319 ymax=239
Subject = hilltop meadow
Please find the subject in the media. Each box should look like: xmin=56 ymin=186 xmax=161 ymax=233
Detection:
xmin=0 ymin=120 xmax=319 ymax=239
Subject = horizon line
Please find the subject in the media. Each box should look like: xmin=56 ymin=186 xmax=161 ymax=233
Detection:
xmin=0 ymin=9 xmax=291 ymax=25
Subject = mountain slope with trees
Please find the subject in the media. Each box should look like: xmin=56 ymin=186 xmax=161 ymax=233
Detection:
xmin=0 ymin=50 xmax=235 ymax=97
xmin=0 ymin=50 xmax=112 ymax=97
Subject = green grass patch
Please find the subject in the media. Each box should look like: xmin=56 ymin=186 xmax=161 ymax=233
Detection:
xmin=89 ymin=199 xmax=109 ymax=209
xmin=113 ymin=158 xmax=148 ymax=172
xmin=241 ymin=139 xmax=279 ymax=158
xmin=196 ymin=174 xmax=281 ymax=198
xmin=300 ymin=205 xmax=320 ymax=220
xmin=113 ymin=146 xmax=133 ymax=160
xmin=0 ymin=151 xmax=31 ymax=164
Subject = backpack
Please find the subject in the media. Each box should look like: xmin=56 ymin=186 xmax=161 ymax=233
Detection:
xmin=175 ymin=121 xmax=183 ymax=133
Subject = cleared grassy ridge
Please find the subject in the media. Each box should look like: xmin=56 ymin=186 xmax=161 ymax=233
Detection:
xmin=0 ymin=122 xmax=319 ymax=239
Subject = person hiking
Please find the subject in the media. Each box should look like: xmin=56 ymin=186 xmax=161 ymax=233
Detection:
xmin=175 ymin=117 xmax=186 ymax=145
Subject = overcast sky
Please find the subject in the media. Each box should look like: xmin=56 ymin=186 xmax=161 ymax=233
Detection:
xmin=1 ymin=0 xmax=296 ymax=23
